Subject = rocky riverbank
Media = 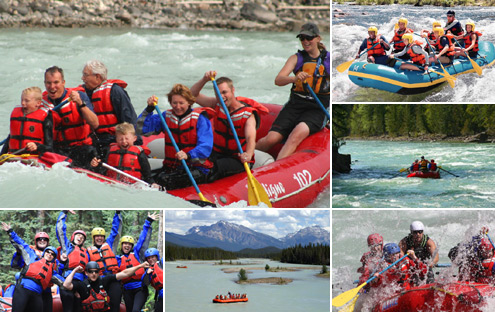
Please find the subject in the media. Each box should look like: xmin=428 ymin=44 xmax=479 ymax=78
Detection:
xmin=0 ymin=0 xmax=330 ymax=33
xmin=343 ymin=132 xmax=495 ymax=143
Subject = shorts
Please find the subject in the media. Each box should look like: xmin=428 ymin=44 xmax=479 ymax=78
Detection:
xmin=270 ymin=92 xmax=328 ymax=139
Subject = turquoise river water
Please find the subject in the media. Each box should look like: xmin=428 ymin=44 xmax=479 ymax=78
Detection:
xmin=333 ymin=140 xmax=495 ymax=208
xmin=0 ymin=28 xmax=329 ymax=208
xmin=166 ymin=259 xmax=330 ymax=312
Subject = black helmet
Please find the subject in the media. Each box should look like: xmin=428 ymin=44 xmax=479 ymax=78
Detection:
xmin=421 ymin=156 xmax=425 ymax=159
xmin=86 ymin=261 xmax=100 ymax=271
xmin=447 ymin=10 xmax=455 ymax=16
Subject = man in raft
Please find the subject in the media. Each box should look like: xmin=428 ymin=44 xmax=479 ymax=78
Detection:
xmin=388 ymin=33 xmax=429 ymax=72
xmin=445 ymin=10 xmax=464 ymax=41
xmin=409 ymin=159 xmax=420 ymax=173
xmin=356 ymin=26 xmax=390 ymax=65
xmin=399 ymin=221 xmax=439 ymax=283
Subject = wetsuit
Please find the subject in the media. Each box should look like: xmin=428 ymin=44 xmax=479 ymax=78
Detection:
xmin=117 ymin=216 xmax=154 ymax=312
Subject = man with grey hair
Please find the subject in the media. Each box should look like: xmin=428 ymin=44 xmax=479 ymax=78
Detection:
xmin=80 ymin=60 xmax=141 ymax=156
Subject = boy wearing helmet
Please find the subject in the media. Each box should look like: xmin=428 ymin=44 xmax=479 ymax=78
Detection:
xmin=370 ymin=243 xmax=427 ymax=292
xmin=63 ymin=260 xmax=150 ymax=312
xmin=143 ymin=248 xmax=163 ymax=312
xmin=356 ymin=26 xmax=390 ymax=65
xmin=1 ymin=222 xmax=62 ymax=312
xmin=55 ymin=210 xmax=90 ymax=312
xmin=421 ymin=21 xmax=442 ymax=53
xmin=117 ymin=212 xmax=158 ymax=312
xmin=357 ymin=234 xmax=384 ymax=291
xmin=390 ymin=17 xmax=414 ymax=60
xmin=86 ymin=211 xmax=123 ymax=312
xmin=389 ymin=33 xmax=430 ymax=72
xmin=399 ymin=221 xmax=439 ymax=283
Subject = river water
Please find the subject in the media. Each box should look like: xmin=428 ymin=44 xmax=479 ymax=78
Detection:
xmin=332 ymin=210 xmax=495 ymax=311
xmin=165 ymin=259 xmax=330 ymax=312
xmin=332 ymin=4 xmax=495 ymax=102
xmin=332 ymin=140 xmax=495 ymax=208
xmin=0 ymin=28 xmax=329 ymax=208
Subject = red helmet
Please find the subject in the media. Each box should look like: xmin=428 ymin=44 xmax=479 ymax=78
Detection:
xmin=35 ymin=232 xmax=49 ymax=242
xmin=431 ymin=159 xmax=435 ymax=162
xmin=480 ymin=238 xmax=493 ymax=252
xmin=367 ymin=233 xmax=383 ymax=247
xmin=71 ymin=230 xmax=87 ymax=242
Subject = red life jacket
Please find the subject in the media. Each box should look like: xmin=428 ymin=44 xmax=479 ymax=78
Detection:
xmin=477 ymin=257 xmax=495 ymax=284
xmin=429 ymin=162 xmax=437 ymax=171
xmin=106 ymin=144 xmax=150 ymax=183
xmin=28 ymin=245 xmax=44 ymax=261
xmin=434 ymin=35 xmax=455 ymax=56
xmin=9 ymin=107 xmax=48 ymax=152
xmin=412 ymin=163 xmax=420 ymax=171
xmin=57 ymin=245 xmax=89 ymax=271
xmin=163 ymin=107 xmax=215 ymax=169
xmin=406 ymin=42 xmax=426 ymax=65
xmin=87 ymin=79 xmax=127 ymax=135
xmin=376 ymin=258 xmax=418 ymax=290
xmin=22 ymin=258 xmax=55 ymax=290
xmin=366 ymin=36 xmax=386 ymax=57
xmin=213 ymin=100 xmax=262 ymax=157
xmin=292 ymin=49 xmax=330 ymax=95
xmin=149 ymin=262 xmax=163 ymax=290
xmin=463 ymin=31 xmax=482 ymax=52
xmin=392 ymin=28 xmax=413 ymax=52
xmin=44 ymin=88 xmax=93 ymax=147
xmin=87 ymin=243 xmax=120 ymax=274
xmin=81 ymin=281 xmax=110 ymax=312
xmin=119 ymin=253 xmax=145 ymax=284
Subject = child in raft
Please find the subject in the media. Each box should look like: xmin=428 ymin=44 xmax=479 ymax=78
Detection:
xmin=90 ymin=122 xmax=159 ymax=188
xmin=1 ymin=87 xmax=54 ymax=155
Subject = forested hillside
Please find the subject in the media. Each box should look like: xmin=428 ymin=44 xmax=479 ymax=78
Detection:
xmin=333 ymin=104 xmax=495 ymax=138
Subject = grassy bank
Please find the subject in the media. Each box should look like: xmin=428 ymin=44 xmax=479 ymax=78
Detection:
xmin=333 ymin=0 xmax=495 ymax=6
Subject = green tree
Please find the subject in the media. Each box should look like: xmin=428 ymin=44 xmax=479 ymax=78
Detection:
xmin=321 ymin=265 xmax=328 ymax=274
xmin=238 ymin=268 xmax=248 ymax=281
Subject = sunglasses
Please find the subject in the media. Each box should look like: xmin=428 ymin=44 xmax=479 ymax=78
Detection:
xmin=412 ymin=230 xmax=423 ymax=234
xmin=299 ymin=35 xmax=316 ymax=42
xmin=447 ymin=14 xmax=454 ymax=17
xmin=45 ymin=251 xmax=56 ymax=257
xmin=37 ymin=238 xmax=49 ymax=242
xmin=87 ymin=270 xmax=99 ymax=274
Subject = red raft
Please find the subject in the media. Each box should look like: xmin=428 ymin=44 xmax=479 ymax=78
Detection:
xmin=372 ymin=282 xmax=495 ymax=312
xmin=176 ymin=265 xmax=188 ymax=268
xmin=407 ymin=171 xmax=440 ymax=179
xmin=213 ymin=298 xmax=248 ymax=303
xmin=143 ymin=103 xmax=330 ymax=208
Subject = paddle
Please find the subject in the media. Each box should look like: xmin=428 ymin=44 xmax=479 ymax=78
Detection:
xmin=0 ymin=97 xmax=72 ymax=148
xmin=210 ymin=76 xmax=272 ymax=207
xmin=339 ymin=294 xmax=359 ymax=312
xmin=303 ymin=82 xmax=329 ymax=119
xmin=391 ymin=167 xmax=408 ymax=178
xmin=453 ymin=37 xmax=482 ymax=76
xmin=102 ymin=162 xmax=151 ymax=187
xmin=420 ymin=34 xmax=456 ymax=88
xmin=485 ymin=233 xmax=495 ymax=250
xmin=332 ymin=253 xmax=409 ymax=307
xmin=153 ymin=102 xmax=214 ymax=206
xmin=336 ymin=42 xmax=380 ymax=73
xmin=0 ymin=147 xmax=28 ymax=163
xmin=438 ymin=166 xmax=459 ymax=178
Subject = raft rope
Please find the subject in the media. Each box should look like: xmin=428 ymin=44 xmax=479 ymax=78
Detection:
xmin=269 ymin=168 xmax=330 ymax=203
xmin=0 ymin=153 xmax=39 ymax=164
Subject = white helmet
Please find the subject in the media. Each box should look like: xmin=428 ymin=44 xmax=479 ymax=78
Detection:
xmin=410 ymin=221 xmax=425 ymax=232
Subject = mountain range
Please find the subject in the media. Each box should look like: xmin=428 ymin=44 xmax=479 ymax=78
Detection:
xmin=165 ymin=220 xmax=330 ymax=252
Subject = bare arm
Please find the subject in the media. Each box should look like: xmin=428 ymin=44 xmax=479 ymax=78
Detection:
xmin=63 ymin=266 xmax=84 ymax=290
xmin=190 ymin=71 xmax=217 ymax=108
xmin=116 ymin=261 xmax=150 ymax=281
xmin=274 ymin=54 xmax=300 ymax=87
xmin=241 ymin=114 xmax=256 ymax=163
xmin=70 ymin=91 xmax=99 ymax=130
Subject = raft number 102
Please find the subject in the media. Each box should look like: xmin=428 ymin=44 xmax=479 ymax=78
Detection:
xmin=293 ymin=170 xmax=312 ymax=188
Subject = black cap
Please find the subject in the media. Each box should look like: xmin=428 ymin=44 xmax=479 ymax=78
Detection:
xmin=447 ymin=10 xmax=455 ymax=16
xmin=296 ymin=23 xmax=320 ymax=38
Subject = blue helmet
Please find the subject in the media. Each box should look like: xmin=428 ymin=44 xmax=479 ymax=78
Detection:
xmin=42 ymin=246 xmax=58 ymax=260
xmin=383 ymin=243 xmax=400 ymax=257
xmin=144 ymin=248 xmax=160 ymax=259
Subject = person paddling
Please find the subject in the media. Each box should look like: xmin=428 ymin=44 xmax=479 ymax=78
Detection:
xmin=409 ymin=159 xmax=420 ymax=173
xmin=389 ymin=34 xmax=429 ymax=72
xmin=399 ymin=221 xmax=439 ymax=283
xmin=428 ymin=159 xmax=438 ymax=172
xmin=419 ymin=156 xmax=430 ymax=173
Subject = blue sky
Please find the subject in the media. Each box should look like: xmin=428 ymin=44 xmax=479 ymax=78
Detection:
xmin=165 ymin=209 xmax=330 ymax=239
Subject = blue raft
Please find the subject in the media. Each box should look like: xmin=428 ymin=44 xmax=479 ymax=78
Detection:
xmin=348 ymin=41 xmax=495 ymax=94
